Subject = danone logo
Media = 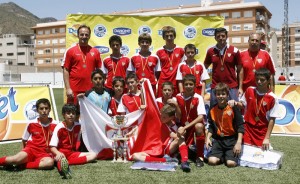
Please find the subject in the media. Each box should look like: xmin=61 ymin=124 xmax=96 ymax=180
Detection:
xmin=120 ymin=45 xmax=130 ymax=56
xmin=94 ymin=46 xmax=110 ymax=54
xmin=202 ymin=28 xmax=215 ymax=37
xmin=138 ymin=26 xmax=152 ymax=35
xmin=94 ymin=24 xmax=107 ymax=37
xmin=113 ymin=27 xmax=132 ymax=36
xmin=184 ymin=26 xmax=197 ymax=39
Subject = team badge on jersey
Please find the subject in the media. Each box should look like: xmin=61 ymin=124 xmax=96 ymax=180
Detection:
xmin=228 ymin=53 xmax=231 ymax=57
xmin=148 ymin=62 xmax=153 ymax=66
xmin=90 ymin=52 xmax=94 ymax=56
xmin=196 ymin=71 xmax=199 ymax=74
xmin=227 ymin=110 xmax=232 ymax=116
xmin=258 ymin=59 xmax=262 ymax=63
xmin=184 ymin=26 xmax=197 ymax=39
xmin=94 ymin=24 xmax=107 ymax=37
xmin=122 ymin=62 xmax=126 ymax=66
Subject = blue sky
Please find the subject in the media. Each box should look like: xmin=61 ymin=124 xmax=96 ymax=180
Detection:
xmin=0 ymin=0 xmax=298 ymax=29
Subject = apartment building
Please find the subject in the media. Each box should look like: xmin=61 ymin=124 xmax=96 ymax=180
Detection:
xmin=288 ymin=22 xmax=300 ymax=67
xmin=31 ymin=21 xmax=66 ymax=72
xmin=120 ymin=0 xmax=272 ymax=52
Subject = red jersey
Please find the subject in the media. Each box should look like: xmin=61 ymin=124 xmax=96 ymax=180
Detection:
xmin=64 ymin=44 xmax=102 ymax=92
xmin=176 ymin=93 xmax=206 ymax=126
xmin=117 ymin=93 xmax=142 ymax=114
xmin=128 ymin=53 xmax=161 ymax=85
xmin=240 ymin=87 xmax=280 ymax=146
xmin=22 ymin=118 xmax=56 ymax=151
xmin=240 ymin=49 xmax=276 ymax=91
xmin=176 ymin=61 xmax=209 ymax=95
xmin=155 ymin=97 xmax=177 ymax=110
xmin=156 ymin=46 xmax=184 ymax=85
xmin=108 ymin=97 xmax=122 ymax=116
xmin=102 ymin=55 xmax=130 ymax=90
xmin=49 ymin=122 xmax=81 ymax=152
xmin=204 ymin=45 xmax=241 ymax=89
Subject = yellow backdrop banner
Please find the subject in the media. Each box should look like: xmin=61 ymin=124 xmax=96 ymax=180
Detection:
xmin=66 ymin=14 xmax=224 ymax=61
xmin=0 ymin=86 xmax=55 ymax=141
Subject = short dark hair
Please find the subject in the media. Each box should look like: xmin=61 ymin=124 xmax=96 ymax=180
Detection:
xmin=138 ymin=33 xmax=152 ymax=44
xmin=183 ymin=74 xmax=196 ymax=84
xmin=255 ymin=68 xmax=271 ymax=81
xmin=62 ymin=103 xmax=77 ymax=115
xmin=91 ymin=68 xmax=105 ymax=80
xmin=109 ymin=35 xmax=122 ymax=46
xmin=113 ymin=76 xmax=125 ymax=87
xmin=162 ymin=26 xmax=176 ymax=38
xmin=214 ymin=82 xmax=229 ymax=95
xmin=77 ymin=24 xmax=91 ymax=36
xmin=162 ymin=81 xmax=174 ymax=89
xmin=184 ymin=43 xmax=197 ymax=53
xmin=126 ymin=72 xmax=138 ymax=82
xmin=36 ymin=98 xmax=51 ymax=110
xmin=160 ymin=104 xmax=176 ymax=117
xmin=214 ymin=27 xmax=228 ymax=37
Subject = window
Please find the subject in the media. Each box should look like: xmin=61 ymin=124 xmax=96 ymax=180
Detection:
xmin=295 ymin=53 xmax=300 ymax=58
xmin=52 ymin=28 xmax=59 ymax=34
xmin=295 ymin=61 xmax=300 ymax=65
xmin=209 ymin=13 xmax=217 ymax=16
xmin=30 ymin=52 xmax=34 ymax=56
xmin=52 ymin=39 xmax=58 ymax=44
xmin=7 ymin=53 xmax=14 ymax=56
xmin=244 ymin=37 xmax=249 ymax=43
xmin=37 ymin=40 xmax=43 ymax=45
xmin=220 ymin=12 xmax=229 ymax=19
xmin=45 ymin=49 xmax=51 ymax=54
xmin=54 ymin=48 xmax=58 ymax=54
xmin=17 ymin=52 xmax=25 ymax=55
xmin=45 ymin=59 xmax=51 ymax=63
xmin=45 ymin=40 xmax=51 ymax=45
xmin=59 ymin=28 xmax=65 ymax=33
xmin=7 ymin=42 xmax=13 ymax=46
xmin=295 ymin=37 xmax=300 ymax=41
xmin=38 ymin=59 xmax=43 ymax=64
xmin=232 ymin=12 xmax=241 ymax=18
xmin=244 ymin=10 xmax=253 ymax=18
xmin=232 ymin=37 xmax=241 ymax=43
xmin=59 ymin=38 xmax=65 ymax=44
xmin=244 ymin=24 xmax=253 ymax=31
xmin=0 ymin=53 xmax=2 ymax=56
xmin=295 ymin=28 xmax=300 ymax=34
xmin=232 ymin=24 xmax=241 ymax=31
xmin=30 ymin=62 xmax=34 ymax=66
xmin=0 ymin=43 xmax=2 ymax=46
xmin=37 ymin=30 xmax=43 ymax=35
xmin=45 ymin=30 xmax=50 ymax=35
xmin=60 ymin=48 xmax=66 ymax=53
xmin=38 ymin=50 xmax=44 ymax=54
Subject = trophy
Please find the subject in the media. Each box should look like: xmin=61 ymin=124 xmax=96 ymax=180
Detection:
xmin=111 ymin=115 xmax=128 ymax=163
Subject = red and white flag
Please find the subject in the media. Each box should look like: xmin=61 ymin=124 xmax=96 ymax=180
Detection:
xmin=79 ymin=79 xmax=168 ymax=160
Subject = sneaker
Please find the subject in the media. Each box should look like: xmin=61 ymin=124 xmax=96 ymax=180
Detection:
xmin=195 ymin=157 xmax=204 ymax=168
xmin=180 ymin=162 xmax=191 ymax=172
xmin=163 ymin=155 xmax=178 ymax=163
xmin=3 ymin=164 xmax=17 ymax=172
xmin=60 ymin=158 xmax=71 ymax=179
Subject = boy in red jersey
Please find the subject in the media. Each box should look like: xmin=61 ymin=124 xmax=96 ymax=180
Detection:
xmin=204 ymin=28 xmax=243 ymax=107
xmin=108 ymin=76 xmax=125 ymax=116
xmin=102 ymin=35 xmax=130 ymax=93
xmin=64 ymin=25 xmax=102 ymax=105
xmin=176 ymin=74 xmax=206 ymax=168
xmin=206 ymin=83 xmax=244 ymax=167
xmin=117 ymin=73 xmax=146 ymax=114
xmin=50 ymin=104 xmax=97 ymax=179
xmin=156 ymin=26 xmax=185 ymax=97
xmin=229 ymin=68 xmax=280 ymax=150
xmin=128 ymin=33 xmax=161 ymax=96
xmin=177 ymin=44 xmax=209 ymax=97
xmin=0 ymin=98 xmax=56 ymax=170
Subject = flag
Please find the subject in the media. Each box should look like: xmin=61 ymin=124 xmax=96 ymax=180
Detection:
xmin=79 ymin=79 xmax=167 ymax=160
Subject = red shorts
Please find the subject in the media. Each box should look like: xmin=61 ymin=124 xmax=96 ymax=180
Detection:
xmin=61 ymin=150 xmax=81 ymax=160
xmin=22 ymin=147 xmax=52 ymax=163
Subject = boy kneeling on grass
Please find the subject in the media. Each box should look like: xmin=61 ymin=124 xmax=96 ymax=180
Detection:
xmin=49 ymin=104 xmax=97 ymax=179
xmin=206 ymin=82 xmax=244 ymax=167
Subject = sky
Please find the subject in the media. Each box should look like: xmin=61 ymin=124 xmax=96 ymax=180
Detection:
xmin=0 ymin=0 xmax=298 ymax=29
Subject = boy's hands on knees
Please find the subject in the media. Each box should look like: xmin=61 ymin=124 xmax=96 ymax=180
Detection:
xmin=177 ymin=127 xmax=186 ymax=138
xmin=233 ymin=142 xmax=242 ymax=157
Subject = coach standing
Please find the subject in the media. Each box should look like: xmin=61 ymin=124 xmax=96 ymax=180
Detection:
xmin=63 ymin=25 xmax=102 ymax=104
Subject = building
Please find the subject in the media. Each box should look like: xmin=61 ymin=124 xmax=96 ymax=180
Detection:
xmin=0 ymin=33 xmax=36 ymax=81
xmin=31 ymin=21 xmax=66 ymax=72
xmin=287 ymin=22 xmax=300 ymax=67
xmin=119 ymin=0 xmax=272 ymax=51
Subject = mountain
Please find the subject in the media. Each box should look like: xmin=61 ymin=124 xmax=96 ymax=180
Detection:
xmin=0 ymin=2 xmax=57 ymax=35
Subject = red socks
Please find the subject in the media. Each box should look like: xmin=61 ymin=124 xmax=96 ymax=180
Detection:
xmin=196 ymin=135 xmax=205 ymax=158
xmin=25 ymin=160 xmax=40 ymax=169
xmin=68 ymin=156 xmax=87 ymax=165
xmin=145 ymin=156 xmax=166 ymax=162
xmin=179 ymin=145 xmax=188 ymax=162
xmin=0 ymin=157 xmax=7 ymax=166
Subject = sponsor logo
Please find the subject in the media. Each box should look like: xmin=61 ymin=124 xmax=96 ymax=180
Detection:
xmin=121 ymin=45 xmax=130 ymax=56
xmin=202 ymin=28 xmax=215 ymax=37
xmin=113 ymin=27 xmax=132 ymax=36
xmin=138 ymin=26 xmax=152 ymax=35
xmin=0 ymin=87 xmax=18 ymax=120
xmin=183 ymin=26 xmax=197 ymax=39
xmin=94 ymin=46 xmax=110 ymax=54
xmin=94 ymin=24 xmax=107 ymax=37
xmin=67 ymin=24 xmax=81 ymax=36
xmin=24 ymin=100 xmax=38 ymax=120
